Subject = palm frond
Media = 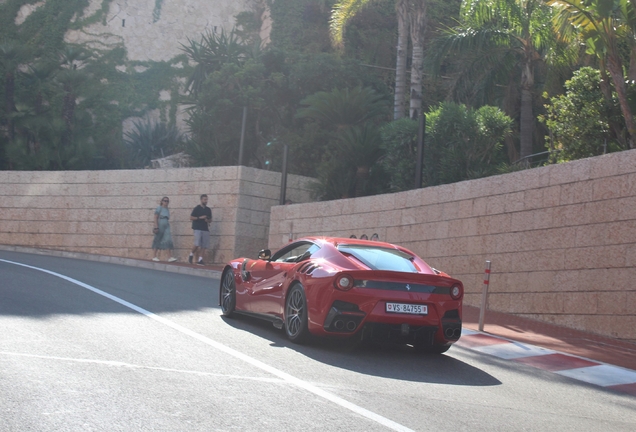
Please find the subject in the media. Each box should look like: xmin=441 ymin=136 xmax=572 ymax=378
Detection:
xmin=296 ymin=86 xmax=388 ymax=127
xmin=124 ymin=120 xmax=184 ymax=168
xmin=180 ymin=28 xmax=249 ymax=97
xmin=329 ymin=0 xmax=373 ymax=48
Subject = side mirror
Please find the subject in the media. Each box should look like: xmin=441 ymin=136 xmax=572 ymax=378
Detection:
xmin=258 ymin=249 xmax=271 ymax=260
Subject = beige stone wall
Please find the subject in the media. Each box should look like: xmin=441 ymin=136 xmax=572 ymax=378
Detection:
xmin=0 ymin=167 xmax=314 ymax=264
xmin=269 ymin=150 xmax=636 ymax=343
xmin=235 ymin=167 xmax=315 ymax=259
xmin=64 ymin=0 xmax=258 ymax=61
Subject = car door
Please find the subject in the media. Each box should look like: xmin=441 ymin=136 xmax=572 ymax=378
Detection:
xmin=234 ymin=258 xmax=260 ymax=311
xmin=249 ymin=242 xmax=315 ymax=315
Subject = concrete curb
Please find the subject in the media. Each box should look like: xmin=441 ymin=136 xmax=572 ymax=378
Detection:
xmin=457 ymin=329 xmax=636 ymax=397
xmin=0 ymin=245 xmax=223 ymax=279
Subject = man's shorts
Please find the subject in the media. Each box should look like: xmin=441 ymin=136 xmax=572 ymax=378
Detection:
xmin=193 ymin=230 xmax=210 ymax=248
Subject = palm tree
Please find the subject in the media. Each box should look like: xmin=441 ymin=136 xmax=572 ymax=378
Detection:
xmin=12 ymin=105 xmax=41 ymax=158
xmin=124 ymin=120 xmax=184 ymax=168
xmin=296 ymin=86 xmax=388 ymax=129
xmin=56 ymin=46 xmax=91 ymax=151
xmin=296 ymin=86 xmax=388 ymax=198
xmin=338 ymin=123 xmax=385 ymax=196
xmin=547 ymin=0 xmax=636 ymax=148
xmin=181 ymin=29 xmax=248 ymax=97
xmin=23 ymin=63 xmax=57 ymax=116
xmin=428 ymin=0 xmax=561 ymax=162
xmin=408 ymin=0 xmax=427 ymax=119
xmin=331 ymin=0 xmax=411 ymax=120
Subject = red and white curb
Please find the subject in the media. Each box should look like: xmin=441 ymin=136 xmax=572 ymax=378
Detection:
xmin=457 ymin=329 xmax=636 ymax=396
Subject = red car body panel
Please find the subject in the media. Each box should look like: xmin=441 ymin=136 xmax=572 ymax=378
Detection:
xmin=221 ymin=237 xmax=464 ymax=347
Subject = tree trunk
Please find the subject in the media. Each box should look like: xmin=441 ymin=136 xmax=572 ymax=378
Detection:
xmin=629 ymin=45 xmax=636 ymax=82
xmin=599 ymin=65 xmax=613 ymax=101
xmin=34 ymin=92 xmax=43 ymax=115
xmin=607 ymin=53 xmax=636 ymax=149
xmin=409 ymin=41 xmax=424 ymax=119
xmin=62 ymin=84 xmax=75 ymax=150
xmin=519 ymin=61 xmax=534 ymax=163
xmin=355 ymin=165 xmax=369 ymax=197
xmin=5 ymin=71 xmax=15 ymax=141
xmin=519 ymin=87 xmax=533 ymax=163
xmin=394 ymin=0 xmax=409 ymax=120
xmin=408 ymin=0 xmax=426 ymax=120
xmin=599 ymin=65 xmax=628 ymax=149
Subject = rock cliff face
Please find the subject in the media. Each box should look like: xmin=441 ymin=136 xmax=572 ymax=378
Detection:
xmin=62 ymin=0 xmax=256 ymax=61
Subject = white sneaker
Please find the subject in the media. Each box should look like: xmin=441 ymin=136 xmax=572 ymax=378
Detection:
xmin=152 ymin=257 xmax=160 ymax=262
xmin=168 ymin=257 xmax=177 ymax=262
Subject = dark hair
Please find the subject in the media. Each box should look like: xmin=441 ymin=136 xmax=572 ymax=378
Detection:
xmin=200 ymin=194 xmax=208 ymax=199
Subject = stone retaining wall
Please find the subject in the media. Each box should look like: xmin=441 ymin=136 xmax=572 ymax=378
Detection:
xmin=0 ymin=166 xmax=314 ymax=264
xmin=269 ymin=150 xmax=636 ymax=343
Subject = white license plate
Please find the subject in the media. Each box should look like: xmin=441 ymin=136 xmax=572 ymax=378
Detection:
xmin=385 ymin=303 xmax=428 ymax=315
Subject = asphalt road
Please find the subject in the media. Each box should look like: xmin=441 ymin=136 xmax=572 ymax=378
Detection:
xmin=1 ymin=250 xmax=635 ymax=431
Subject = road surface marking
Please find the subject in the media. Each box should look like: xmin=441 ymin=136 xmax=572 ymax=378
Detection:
xmin=0 ymin=351 xmax=285 ymax=383
xmin=1 ymin=258 xmax=415 ymax=432
xmin=556 ymin=365 xmax=636 ymax=387
xmin=470 ymin=342 xmax=555 ymax=359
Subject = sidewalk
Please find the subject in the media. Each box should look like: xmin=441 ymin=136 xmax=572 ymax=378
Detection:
xmin=0 ymin=245 xmax=224 ymax=278
xmin=154 ymin=258 xmax=225 ymax=274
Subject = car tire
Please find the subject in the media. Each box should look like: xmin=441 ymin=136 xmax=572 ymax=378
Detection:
xmin=220 ymin=269 xmax=236 ymax=317
xmin=285 ymin=284 xmax=309 ymax=344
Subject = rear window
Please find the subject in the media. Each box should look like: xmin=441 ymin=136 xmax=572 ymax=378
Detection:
xmin=337 ymin=244 xmax=417 ymax=272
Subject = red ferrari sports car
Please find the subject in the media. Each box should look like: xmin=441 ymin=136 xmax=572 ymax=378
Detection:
xmin=219 ymin=237 xmax=464 ymax=353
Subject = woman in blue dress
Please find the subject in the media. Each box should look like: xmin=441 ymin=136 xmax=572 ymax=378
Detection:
xmin=152 ymin=197 xmax=177 ymax=262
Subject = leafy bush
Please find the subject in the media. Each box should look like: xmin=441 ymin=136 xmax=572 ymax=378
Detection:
xmin=379 ymin=118 xmax=419 ymax=192
xmin=541 ymin=67 xmax=624 ymax=162
xmin=377 ymin=104 xmax=512 ymax=191
xmin=424 ymin=102 xmax=512 ymax=186
xmin=310 ymin=123 xmax=389 ymax=200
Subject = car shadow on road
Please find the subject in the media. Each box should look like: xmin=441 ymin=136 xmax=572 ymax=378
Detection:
xmin=221 ymin=315 xmax=501 ymax=387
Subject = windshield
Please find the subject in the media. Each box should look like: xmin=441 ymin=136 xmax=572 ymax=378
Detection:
xmin=337 ymin=244 xmax=417 ymax=272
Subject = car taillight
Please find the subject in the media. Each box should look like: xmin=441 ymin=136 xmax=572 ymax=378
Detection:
xmin=450 ymin=284 xmax=463 ymax=300
xmin=334 ymin=274 xmax=354 ymax=291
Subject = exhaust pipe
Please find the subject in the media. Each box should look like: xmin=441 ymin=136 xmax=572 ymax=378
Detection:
xmin=334 ymin=320 xmax=345 ymax=330
xmin=445 ymin=328 xmax=455 ymax=338
xmin=454 ymin=328 xmax=461 ymax=338
xmin=346 ymin=321 xmax=357 ymax=331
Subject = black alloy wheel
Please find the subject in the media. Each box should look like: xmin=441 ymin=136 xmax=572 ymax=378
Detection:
xmin=220 ymin=269 xmax=236 ymax=317
xmin=285 ymin=284 xmax=309 ymax=343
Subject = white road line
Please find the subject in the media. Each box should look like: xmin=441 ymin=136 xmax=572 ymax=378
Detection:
xmin=471 ymin=342 xmax=555 ymax=359
xmin=1 ymin=258 xmax=414 ymax=432
xmin=556 ymin=365 xmax=636 ymax=387
xmin=0 ymin=351 xmax=285 ymax=383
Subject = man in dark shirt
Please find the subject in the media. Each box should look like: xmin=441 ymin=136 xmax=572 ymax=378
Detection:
xmin=189 ymin=194 xmax=212 ymax=265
